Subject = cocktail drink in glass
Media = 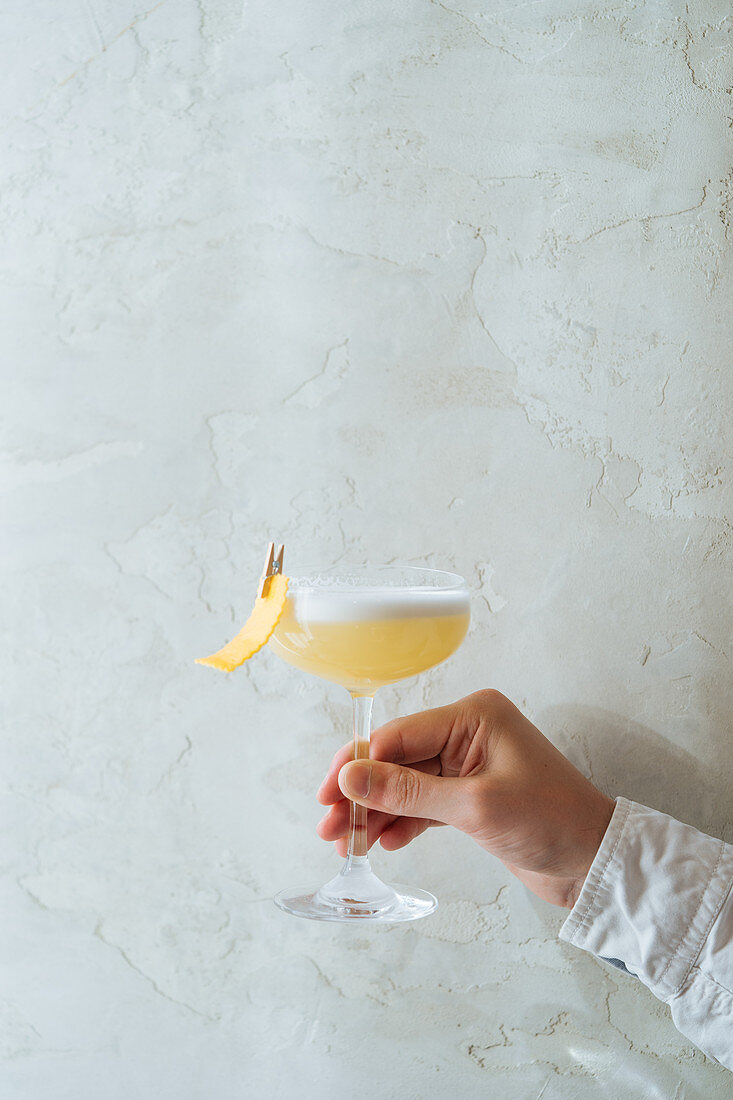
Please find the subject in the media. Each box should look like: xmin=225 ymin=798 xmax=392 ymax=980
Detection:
xmin=268 ymin=566 xmax=470 ymax=922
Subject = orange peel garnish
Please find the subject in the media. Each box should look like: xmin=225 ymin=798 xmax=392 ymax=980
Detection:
xmin=196 ymin=573 xmax=289 ymax=671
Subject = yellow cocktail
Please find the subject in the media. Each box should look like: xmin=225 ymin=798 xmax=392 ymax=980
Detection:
xmin=269 ymin=566 xmax=470 ymax=923
xmin=269 ymin=586 xmax=470 ymax=694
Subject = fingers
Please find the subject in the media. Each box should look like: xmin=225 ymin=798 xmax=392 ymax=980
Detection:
xmin=330 ymin=815 xmax=438 ymax=857
xmin=317 ymin=741 xmax=355 ymax=806
xmin=317 ymin=699 xmax=464 ymax=805
xmin=332 ymin=812 xmax=394 ymax=857
xmin=318 ymin=758 xmax=442 ymax=848
xmin=338 ymin=758 xmax=477 ymax=830
xmin=369 ymin=700 xmax=462 ymax=766
xmin=379 ymin=816 xmax=439 ymax=851
xmin=317 ymin=732 xmax=448 ymax=806
xmin=317 ymin=801 xmax=394 ymax=846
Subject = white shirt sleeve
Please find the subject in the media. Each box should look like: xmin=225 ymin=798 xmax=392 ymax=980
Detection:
xmin=559 ymin=796 xmax=733 ymax=1070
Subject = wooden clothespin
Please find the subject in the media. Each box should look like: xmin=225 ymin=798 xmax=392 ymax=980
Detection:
xmin=258 ymin=541 xmax=285 ymax=598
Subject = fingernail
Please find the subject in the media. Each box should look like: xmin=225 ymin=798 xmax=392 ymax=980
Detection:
xmin=340 ymin=761 xmax=371 ymax=799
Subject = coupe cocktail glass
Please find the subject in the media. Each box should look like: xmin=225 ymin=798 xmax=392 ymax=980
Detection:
xmin=268 ymin=566 xmax=470 ymax=923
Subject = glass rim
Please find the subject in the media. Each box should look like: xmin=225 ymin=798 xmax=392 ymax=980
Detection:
xmin=284 ymin=564 xmax=468 ymax=591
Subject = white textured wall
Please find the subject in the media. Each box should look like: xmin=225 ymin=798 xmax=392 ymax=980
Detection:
xmin=4 ymin=1 xmax=732 ymax=1097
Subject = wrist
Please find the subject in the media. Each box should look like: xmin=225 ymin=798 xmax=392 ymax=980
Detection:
xmin=566 ymin=794 xmax=616 ymax=908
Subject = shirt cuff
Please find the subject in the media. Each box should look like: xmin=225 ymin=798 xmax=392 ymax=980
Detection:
xmin=559 ymin=796 xmax=733 ymax=1002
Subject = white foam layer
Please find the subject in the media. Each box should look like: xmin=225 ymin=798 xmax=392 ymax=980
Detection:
xmin=285 ymin=585 xmax=470 ymax=623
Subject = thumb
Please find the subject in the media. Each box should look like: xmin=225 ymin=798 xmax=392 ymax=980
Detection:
xmin=338 ymin=760 xmax=472 ymax=828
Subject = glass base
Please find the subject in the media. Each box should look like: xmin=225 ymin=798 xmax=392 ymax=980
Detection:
xmin=274 ymin=857 xmax=437 ymax=923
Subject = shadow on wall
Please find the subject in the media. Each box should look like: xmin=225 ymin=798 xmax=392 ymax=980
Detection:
xmin=541 ymin=706 xmax=732 ymax=839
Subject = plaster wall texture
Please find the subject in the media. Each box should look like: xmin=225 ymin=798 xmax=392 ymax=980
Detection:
xmin=3 ymin=1 xmax=732 ymax=1097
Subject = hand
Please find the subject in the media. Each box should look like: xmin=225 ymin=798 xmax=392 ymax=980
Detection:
xmin=317 ymin=690 xmax=616 ymax=908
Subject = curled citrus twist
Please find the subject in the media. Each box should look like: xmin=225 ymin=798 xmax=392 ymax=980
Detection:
xmin=196 ymin=573 xmax=289 ymax=672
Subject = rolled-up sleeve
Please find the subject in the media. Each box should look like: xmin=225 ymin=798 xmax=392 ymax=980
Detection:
xmin=559 ymin=797 xmax=733 ymax=1070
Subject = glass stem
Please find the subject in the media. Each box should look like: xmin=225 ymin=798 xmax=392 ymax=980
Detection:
xmin=346 ymin=693 xmax=374 ymax=862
